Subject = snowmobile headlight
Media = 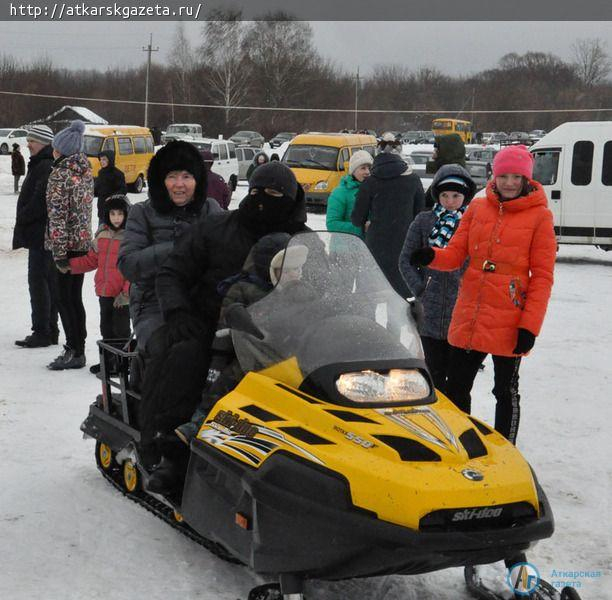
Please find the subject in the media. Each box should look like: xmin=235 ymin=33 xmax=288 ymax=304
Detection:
xmin=336 ymin=369 xmax=430 ymax=403
xmin=313 ymin=180 xmax=328 ymax=190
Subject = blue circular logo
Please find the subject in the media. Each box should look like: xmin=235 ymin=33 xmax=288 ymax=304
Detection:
xmin=507 ymin=562 xmax=540 ymax=596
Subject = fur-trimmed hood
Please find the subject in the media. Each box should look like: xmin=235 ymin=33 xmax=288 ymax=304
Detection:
xmin=147 ymin=141 xmax=207 ymax=214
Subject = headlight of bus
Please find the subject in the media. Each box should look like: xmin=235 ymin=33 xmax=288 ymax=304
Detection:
xmin=336 ymin=369 xmax=430 ymax=403
xmin=314 ymin=180 xmax=328 ymax=191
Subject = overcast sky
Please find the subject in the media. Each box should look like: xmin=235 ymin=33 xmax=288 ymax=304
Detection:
xmin=1 ymin=21 xmax=611 ymax=77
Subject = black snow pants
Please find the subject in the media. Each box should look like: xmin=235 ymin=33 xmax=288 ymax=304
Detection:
xmin=28 ymin=248 xmax=59 ymax=339
xmin=445 ymin=346 xmax=522 ymax=444
xmin=99 ymin=296 xmax=131 ymax=340
xmin=138 ymin=322 xmax=215 ymax=445
xmin=55 ymin=254 xmax=87 ymax=356
xmin=420 ymin=336 xmax=453 ymax=394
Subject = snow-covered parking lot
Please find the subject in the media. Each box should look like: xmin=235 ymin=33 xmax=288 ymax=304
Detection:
xmin=0 ymin=154 xmax=609 ymax=599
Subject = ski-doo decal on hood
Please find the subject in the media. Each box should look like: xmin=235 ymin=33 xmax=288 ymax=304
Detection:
xmin=376 ymin=406 xmax=460 ymax=453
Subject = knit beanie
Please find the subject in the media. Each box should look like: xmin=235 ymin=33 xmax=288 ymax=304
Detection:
xmin=348 ymin=150 xmax=373 ymax=176
xmin=249 ymin=162 xmax=298 ymax=199
xmin=493 ymin=145 xmax=534 ymax=179
xmin=26 ymin=124 xmax=54 ymax=145
xmin=52 ymin=120 xmax=85 ymax=156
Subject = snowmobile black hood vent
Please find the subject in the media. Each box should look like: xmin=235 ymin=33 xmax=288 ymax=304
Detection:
xmin=459 ymin=428 xmax=488 ymax=459
xmin=240 ymin=404 xmax=286 ymax=423
xmin=468 ymin=417 xmax=494 ymax=436
xmin=325 ymin=410 xmax=380 ymax=424
xmin=373 ymin=435 xmax=441 ymax=462
xmin=279 ymin=427 xmax=334 ymax=445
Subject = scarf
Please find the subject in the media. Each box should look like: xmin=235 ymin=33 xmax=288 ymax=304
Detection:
xmin=428 ymin=203 xmax=466 ymax=248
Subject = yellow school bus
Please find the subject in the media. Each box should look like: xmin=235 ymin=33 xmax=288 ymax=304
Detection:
xmin=82 ymin=125 xmax=154 ymax=193
xmin=282 ymin=133 xmax=377 ymax=208
xmin=432 ymin=118 xmax=473 ymax=143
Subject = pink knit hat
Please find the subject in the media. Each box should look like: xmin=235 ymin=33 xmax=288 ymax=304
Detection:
xmin=492 ymin=145 xmax=534 ymax=179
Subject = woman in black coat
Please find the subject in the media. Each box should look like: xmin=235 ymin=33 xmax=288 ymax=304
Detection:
xmin=351 ymin=149 xmax=425 ymax=298
xmin=94 ymin=150 xmax=128 ymax=221
xmin=118 ymin=141 xmax=221 ymax=352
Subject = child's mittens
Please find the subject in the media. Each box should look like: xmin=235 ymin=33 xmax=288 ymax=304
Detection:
xmin=113 ymin=292 xmax=129 ymax=308
xmin=409 ymin=247 xmax=435 ymax=267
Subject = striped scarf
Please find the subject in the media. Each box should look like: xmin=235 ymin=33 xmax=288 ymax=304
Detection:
xmin=427 ymin=203 xmax=466 ymax=248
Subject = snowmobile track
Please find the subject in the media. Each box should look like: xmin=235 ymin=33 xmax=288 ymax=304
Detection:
xmin=96 ymin=462 xmax=244 ymax=566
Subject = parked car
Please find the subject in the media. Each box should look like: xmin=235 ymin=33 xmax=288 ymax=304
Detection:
xmin=0 ymin=127 xmax=29 ymax=154
xmin=269 ymin=132 xmax=296 ymax=148
xmin=482 ymin=132 xmax=509 ymax=144
xmin=529 ymin=129 xmax=547 ymax=143
xmin=229 ymin=130 xmax=264 ymax=148
xmin=190 ymin=138 xmax=239 ymax=190
xmin=509 ymin=131 xmax=531 ymax=143
xmin=235 ymin=146 xmax=260 ymax=180
xmin=161 ymin=123 xmax=204 ymax=144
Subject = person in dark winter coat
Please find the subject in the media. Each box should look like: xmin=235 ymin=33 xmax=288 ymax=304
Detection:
xmin=351 ymin=148 xmax=425 ymax=298
xmin=424 ymin=134 xmax=466 ymax=209
xmin=13 ymin=125 xmax=59 ymax=348
xmin=45 ymin=120 xmax=94 ymax=371
xmin=399 ymin=164 xmax=476 ymax=391
xmin=69 ymin=194 xmax=131 ymax=374
xmin=141 ymin=162 xmax=308 ymax=493
xmin=11 ymin=143 xmax=26 ymax=194
xmin=175 ymin=232 xmax=292 ymax=444
xmin=94 ymin=150 xmax=127 ymax=221
xmin=117 ymin=141 xmax=221 ymax=353
xmin=246 ymin=151 xmax=269 ymax=181
xmin=201 ymin=149 xmax=231 ymax=209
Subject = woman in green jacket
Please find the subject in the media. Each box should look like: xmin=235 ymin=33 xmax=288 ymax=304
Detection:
xmin=326 ymin=150 xmax=373 ymax=237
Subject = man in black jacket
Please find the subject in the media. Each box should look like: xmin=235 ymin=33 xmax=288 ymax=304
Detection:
xmin=94 ymin=150 xmax=127 ymax=222
xmin=141 ymin=162 xmax=308 ymax=492
xmin=13 ymin=125 xmax=59 ymax=348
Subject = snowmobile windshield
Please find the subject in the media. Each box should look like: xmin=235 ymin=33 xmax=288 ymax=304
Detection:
xmin=232 ymin=232 xmax=426 ymax=402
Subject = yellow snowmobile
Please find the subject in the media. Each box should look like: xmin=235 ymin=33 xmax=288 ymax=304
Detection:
xmin=82 ymin=232 xmax=581 ymax=600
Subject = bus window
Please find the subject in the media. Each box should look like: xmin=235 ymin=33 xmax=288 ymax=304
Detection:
xmin=602 ymin=141 xmax=612 ymax=186
xmin=532 ymin=149 xmax=560 ymax=186
xmin=118 ymin=137 xmax=134 ymax=155
xmin=571 ymin=141 xmax=593 ymax=186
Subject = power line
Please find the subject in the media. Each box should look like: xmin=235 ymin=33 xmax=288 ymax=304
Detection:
xmin=1 ymin=89 xmax=611 ymax=115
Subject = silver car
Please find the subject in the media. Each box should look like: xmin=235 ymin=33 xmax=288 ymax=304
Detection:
xmin=235 ymin=146 xmax=260 ymax=180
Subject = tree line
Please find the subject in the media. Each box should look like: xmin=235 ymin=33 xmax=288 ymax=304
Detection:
xmin=1 ymin=13 xmax=611 ymax=138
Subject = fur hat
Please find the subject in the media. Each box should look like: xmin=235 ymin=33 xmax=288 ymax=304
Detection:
xmin=249 ymin=162 xmax=298 ymax=200
xmin=493 ymin=145 xmax=534 ymax=179
xmin=269 ymin=244 xmax=309 ymax=286
xmin=349 ymin=150 xmax=373 ymax=176
xmin=252 ymin=232 xmax=291 ymax=283
xmin=52 ymin=120 xmax=85 ymax=156
xmin=102 ymin=194 xmax=130 ymax=229
xmin=147 ymin=141 xmax=207 ymax=214
xmin=26 ymin=124 xmax=54 ymax=145
xmin=12 ymin=143 xmax=20 ymax=150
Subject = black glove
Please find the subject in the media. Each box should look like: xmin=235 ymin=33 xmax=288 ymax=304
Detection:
xmin=409 ymin=247 xmax=435 ymax=267
xmin=55 ymin=258 xmax=70 ymax=274
xmin=513 ymin=328 xmax=536 ymax=355
xmin=166 ymin=310 xmax=205 ymax=345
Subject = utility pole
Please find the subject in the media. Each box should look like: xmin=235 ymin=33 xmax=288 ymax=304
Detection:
xmin=354 ymin=66 xmax=360 ymax=131
xmin=142 ymin=33 xmax=159 ymax=128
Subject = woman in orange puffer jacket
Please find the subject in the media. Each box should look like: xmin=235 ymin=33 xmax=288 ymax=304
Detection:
xmin=409 ymin=145 xmax=556 ymax=443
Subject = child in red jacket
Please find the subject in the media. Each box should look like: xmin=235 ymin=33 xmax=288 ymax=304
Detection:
xmin=69 ymin=194 xmax=131 ymax=373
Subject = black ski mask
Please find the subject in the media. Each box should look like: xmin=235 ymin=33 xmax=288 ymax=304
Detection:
xmin=241 ymin=189 xmax=297 ymax=234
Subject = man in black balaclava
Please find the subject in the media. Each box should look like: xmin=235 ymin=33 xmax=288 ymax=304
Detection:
xmin=139 ymin=162 xmax=308 ymax=493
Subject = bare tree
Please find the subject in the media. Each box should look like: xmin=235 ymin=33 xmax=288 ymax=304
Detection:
xmin=168 ymin=22 xmax=195 ymax=121
xmin=572 ymin=38 xmax=611 ymax=87
xmin=199 ymin=9 xmax=251 ymax=129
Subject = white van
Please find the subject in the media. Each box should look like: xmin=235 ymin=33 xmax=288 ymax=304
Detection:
xmin=189 ymin=138 xmax=239 ymax=191
xmin=530 ymin=122 xmax=612 ymax=249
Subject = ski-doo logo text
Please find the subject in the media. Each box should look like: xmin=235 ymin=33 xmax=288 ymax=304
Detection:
xmin=451 ymin=507 xmax=503 ymax=521
xmin=507 ymin=562 xmax=540 ymax=596
xmin=212 ymin=410 xmax=258 ymax=438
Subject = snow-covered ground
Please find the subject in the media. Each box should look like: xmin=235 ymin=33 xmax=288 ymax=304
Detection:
xmin=0 ymin=154 xmax=610 ymax=600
